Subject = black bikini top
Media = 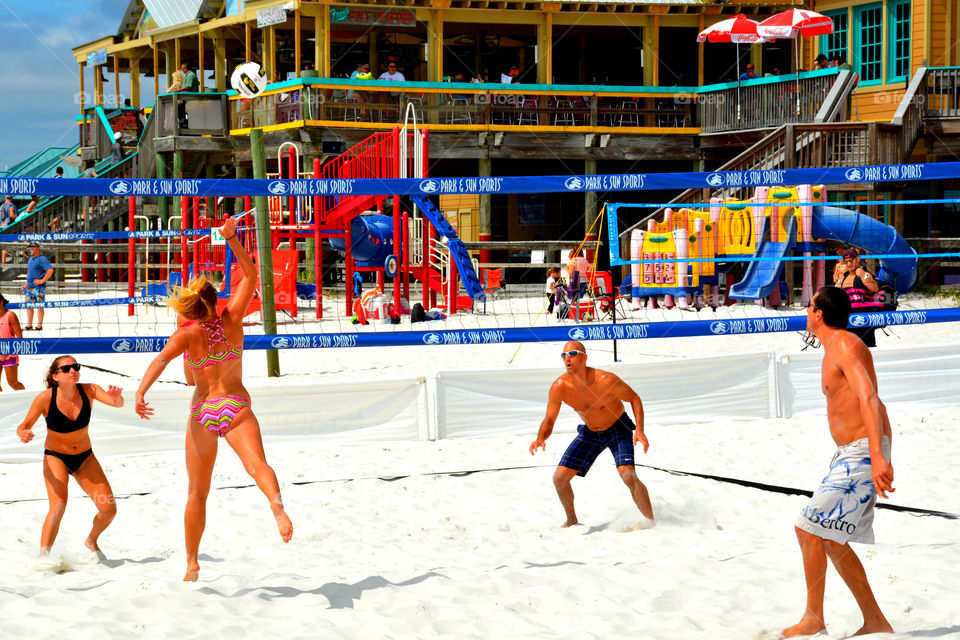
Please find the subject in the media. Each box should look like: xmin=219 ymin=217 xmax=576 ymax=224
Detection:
xmin=45 ymin=385 xmax=91 ymax=434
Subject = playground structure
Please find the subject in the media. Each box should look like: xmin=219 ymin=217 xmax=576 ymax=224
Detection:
xmin=624 ymin=185 xmax=919 ymax=309
xmin=134 ymin=111 xmax=486 ymax=319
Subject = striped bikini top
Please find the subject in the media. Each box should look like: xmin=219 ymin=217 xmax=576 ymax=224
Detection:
xmin=183 ymin=317 xmax=243 ymax=370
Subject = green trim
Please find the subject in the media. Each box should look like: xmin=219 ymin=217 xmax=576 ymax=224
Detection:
xmin=820 ymin=9 xmax=849 ymax=64
xmin=853 ymin=3 xmax=883 ymax=86
xmin=220 ymin=68 xmax=840 ymax=99
xmin=886 ymin=0 xmax=911 ymax=84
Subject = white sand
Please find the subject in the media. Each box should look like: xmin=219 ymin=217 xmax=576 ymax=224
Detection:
xmin=0 ymin=291 xmax=958 ymax=639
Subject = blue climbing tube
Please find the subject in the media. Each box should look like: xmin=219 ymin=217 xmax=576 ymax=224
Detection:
xmin=328 ymin=214 xmax=395 ymax=265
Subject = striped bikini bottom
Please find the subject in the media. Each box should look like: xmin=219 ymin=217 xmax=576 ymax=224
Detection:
xmin=190 ymin=395 xmax=250 ymax=437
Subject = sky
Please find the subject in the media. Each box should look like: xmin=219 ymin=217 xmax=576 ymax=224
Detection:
xmin=0 ymin=0 xmax=143 ymax=171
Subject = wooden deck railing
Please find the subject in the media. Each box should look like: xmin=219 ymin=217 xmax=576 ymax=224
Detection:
xmin=227 ymin=79 xmax=699 ymax=132
xmin=699 ymin=69 xmax=841 ymax=133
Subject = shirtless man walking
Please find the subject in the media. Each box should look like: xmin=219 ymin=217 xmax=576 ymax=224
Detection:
xmin=784 ymin=286 xmax=895 ymax=638
xmin=530 ymin=341 xmax=653 ymax=527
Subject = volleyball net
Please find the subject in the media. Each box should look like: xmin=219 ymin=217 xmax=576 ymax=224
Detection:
xmin=1 ymin=160 xmax=960 ymax=355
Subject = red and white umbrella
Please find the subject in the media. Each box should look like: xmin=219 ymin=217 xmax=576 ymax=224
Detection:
xmin=697 ymin=14 xmax=769 ymax=44
xmin=757 ymin=9 xmax=835 ymax=116
xmin=697 ymin=15 xmax=770 ymax=122
xmin=757 ymin=8 xmax=834 ymax=39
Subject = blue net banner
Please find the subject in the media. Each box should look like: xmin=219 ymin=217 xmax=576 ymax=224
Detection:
xmin=0 ymin=308 xmax=948 ymax=355
xmin=7 ymin=296 xmax=164 ymax=310
xmin=1 ymin=229 xmax=210 ymax=243
xmin=0 ymin=161 xmax=951 ymax=198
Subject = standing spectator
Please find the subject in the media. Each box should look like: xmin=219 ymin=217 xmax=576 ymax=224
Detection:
xmin=22 ymin=242 xmax=53 ymax=332
xmin=80 ymin=159 xmax=99 ymax=221
xmin=836 ymin=248 xmax=881 ymax=347
xmin=568 ymin=248 xmax=591 ymax=298
xmin=24 ymin=196 xmax=40 ymax=214
xmin=109 ymin=132 xmax=125 ymax=165
xmin=0 ymin=293 xmax=26 ymax=390
xmin=54 ymin=166 xmax=64 ymax=178
xmin=740 ymin=64 xmax=758 ymax=80
xmin=179 ymin=62 xmax=200 ymax=92
xmin=1 ymin=196 xmax=17 ymax=228
xmin=545 ymin=267 xmax=559 ymax=314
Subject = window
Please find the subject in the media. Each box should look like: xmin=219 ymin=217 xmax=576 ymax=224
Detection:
xmin=821 ymin=10 xmax=848 ymax=63
xmin=854 ymin=3 xmax=883 ymax=84
xmin=888 ymin=0 xmax=911 ymax=83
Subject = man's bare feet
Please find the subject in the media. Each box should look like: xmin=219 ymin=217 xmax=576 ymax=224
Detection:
xmin=272 ymin=505 xmax=293 ymax=543
xmin=783 ymin=615 xmax=826 ymax=638
xmin=850 ymin=620 xmax=893 ymax=636
xmin=183 ymin=562 xmax=200 ymax=582
xmin=561 ymin=515 xmax=578 ymax=528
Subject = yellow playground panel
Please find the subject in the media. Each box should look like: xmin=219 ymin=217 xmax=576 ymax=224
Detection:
xmin=636 ymin=208 xmax=717 ymax=292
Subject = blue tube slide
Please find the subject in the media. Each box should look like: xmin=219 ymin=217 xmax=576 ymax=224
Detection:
xmin=328 ymin=214 xmax=395 ymax=265
xmin=812 ymin=206 xmax=918 ymax=294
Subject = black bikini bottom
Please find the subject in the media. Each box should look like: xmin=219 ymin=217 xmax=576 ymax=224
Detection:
xmin=44 ymin=449 xmax=93 ymax=475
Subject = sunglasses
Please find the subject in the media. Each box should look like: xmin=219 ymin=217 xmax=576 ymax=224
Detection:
xmin=805 ymin=302 xmax=820 ymax=311
xmin=560 ymin=350 xmax=584 ymax=359
xmin=57 ymin=363 xmax=82 ymax=373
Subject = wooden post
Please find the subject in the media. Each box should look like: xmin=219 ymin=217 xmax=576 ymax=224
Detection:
xmin=478 ymin=158 xmax=492 ymax=266
xmin=427 ymin=9 xmax=443 ymax=81
xmin=130 ymin=56 xmax=141 ymax=108
xmin=113 ymin=55 xmax=120 ymax=107
xmin=266 ymin=26 xmax=276 ymax=82
xmin=157 ymin=152 xmax=169 ymax=225
xmin=94 ymin=64 xmax=103 ymax=106
xmin=584 ymin=157 xmax=598 ymax=261
xmin=316 ymin=11 xmax=330 ymax=77
xmin=214 ymin=36 xmax=226 ymax=92
xmin=250 ymin=128 xmax=280 ymax=377
xmin=153 ymin=45 xmax=159 ymax=97
xmin=294 ymin=9 xmax=301 ymax=76
xmin=79 ymin=62 xmax=86 ymax=112
xmin=172 ymin=150 xmax=184 ymax=226
xmin=536 ymin=12 xmax=553 ymax=84
xmin=652 ymin=16 xmax=660 ymax=86
xmin=175 ymin=37 xmax=181 ymax=70
xmin=642 ymin=19 xmax=655 ymax=86
xmin=245 ymin=22 xmax=252 ymax=62
xmin=698 ymin=15 xmax=705 ymax=86
xmin=198 ymin=32 xmax=205 ymax=91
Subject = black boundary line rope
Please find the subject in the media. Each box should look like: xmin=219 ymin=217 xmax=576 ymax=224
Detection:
xmin=2 ymin=462 xmax=956 ymax=519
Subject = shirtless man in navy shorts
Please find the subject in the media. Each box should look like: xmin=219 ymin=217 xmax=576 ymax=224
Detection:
xmin=529 ymin=340 xmax=653 ymax=527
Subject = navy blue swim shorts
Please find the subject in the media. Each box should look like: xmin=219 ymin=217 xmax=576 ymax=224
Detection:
xmin=558 ymin=413 xmax=636 ymax=477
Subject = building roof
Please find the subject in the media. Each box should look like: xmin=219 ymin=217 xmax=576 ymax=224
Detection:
xmin=140 ymin=0 xmax=223 ymax=30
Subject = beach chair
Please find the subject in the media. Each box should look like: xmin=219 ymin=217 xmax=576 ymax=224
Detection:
xmin=481 ymin=268 xmax=506 ymax=313
xmin=590 ymin=271 xmax=628 ymax=320
xmin=554 ymin=271 xmax=591 ymax=321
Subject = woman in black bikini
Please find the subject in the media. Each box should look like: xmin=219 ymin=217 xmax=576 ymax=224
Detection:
xmin=16 ymin=355 xmax=125 ymax=558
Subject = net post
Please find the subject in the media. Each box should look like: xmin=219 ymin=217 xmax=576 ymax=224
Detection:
xmin=128 ymin=196 xmax=135 ymax=316
xmin=251 ymin=127 xmax=280 ymax=377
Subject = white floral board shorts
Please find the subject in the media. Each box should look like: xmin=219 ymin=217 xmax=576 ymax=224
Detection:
xmin=796 ymin=436 xmax=891 ymax=545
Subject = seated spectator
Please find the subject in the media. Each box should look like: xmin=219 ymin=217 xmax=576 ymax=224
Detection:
xmin=449 ymin=71 xmax=469 ymax=100
xmin=501 ymin=65 xmax=520 ymax=84
xmin=815 ymin=53 xmax=829 ymax=70
xmin=166 ymin=70 xmax=184 ymax=93
xmin=740 ymin=64 xmax=758 ymax=80
xmin=379 ymin=61 xmax=406 ymax=100
xmin=348 ymin=62 xmax=372 ymax=103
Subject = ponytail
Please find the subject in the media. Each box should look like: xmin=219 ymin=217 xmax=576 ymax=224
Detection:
xmin=168 ymin=276 xmax=218 ymax=320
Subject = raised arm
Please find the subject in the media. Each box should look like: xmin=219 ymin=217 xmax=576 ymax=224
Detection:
xmin=86 ymin=383 xmax=124 ymax=408
xmin=836 ymin=338 xmax=893 ymax=497
xmin=530 ymin=379 xmax=565 ymax=455
xmin=135 ymin=332 xmax=188 ymax=419
xmin=17 ymin=391 xmax=50 ymax=443
xmin=222 ymin=217 xmax=258 ymax=318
